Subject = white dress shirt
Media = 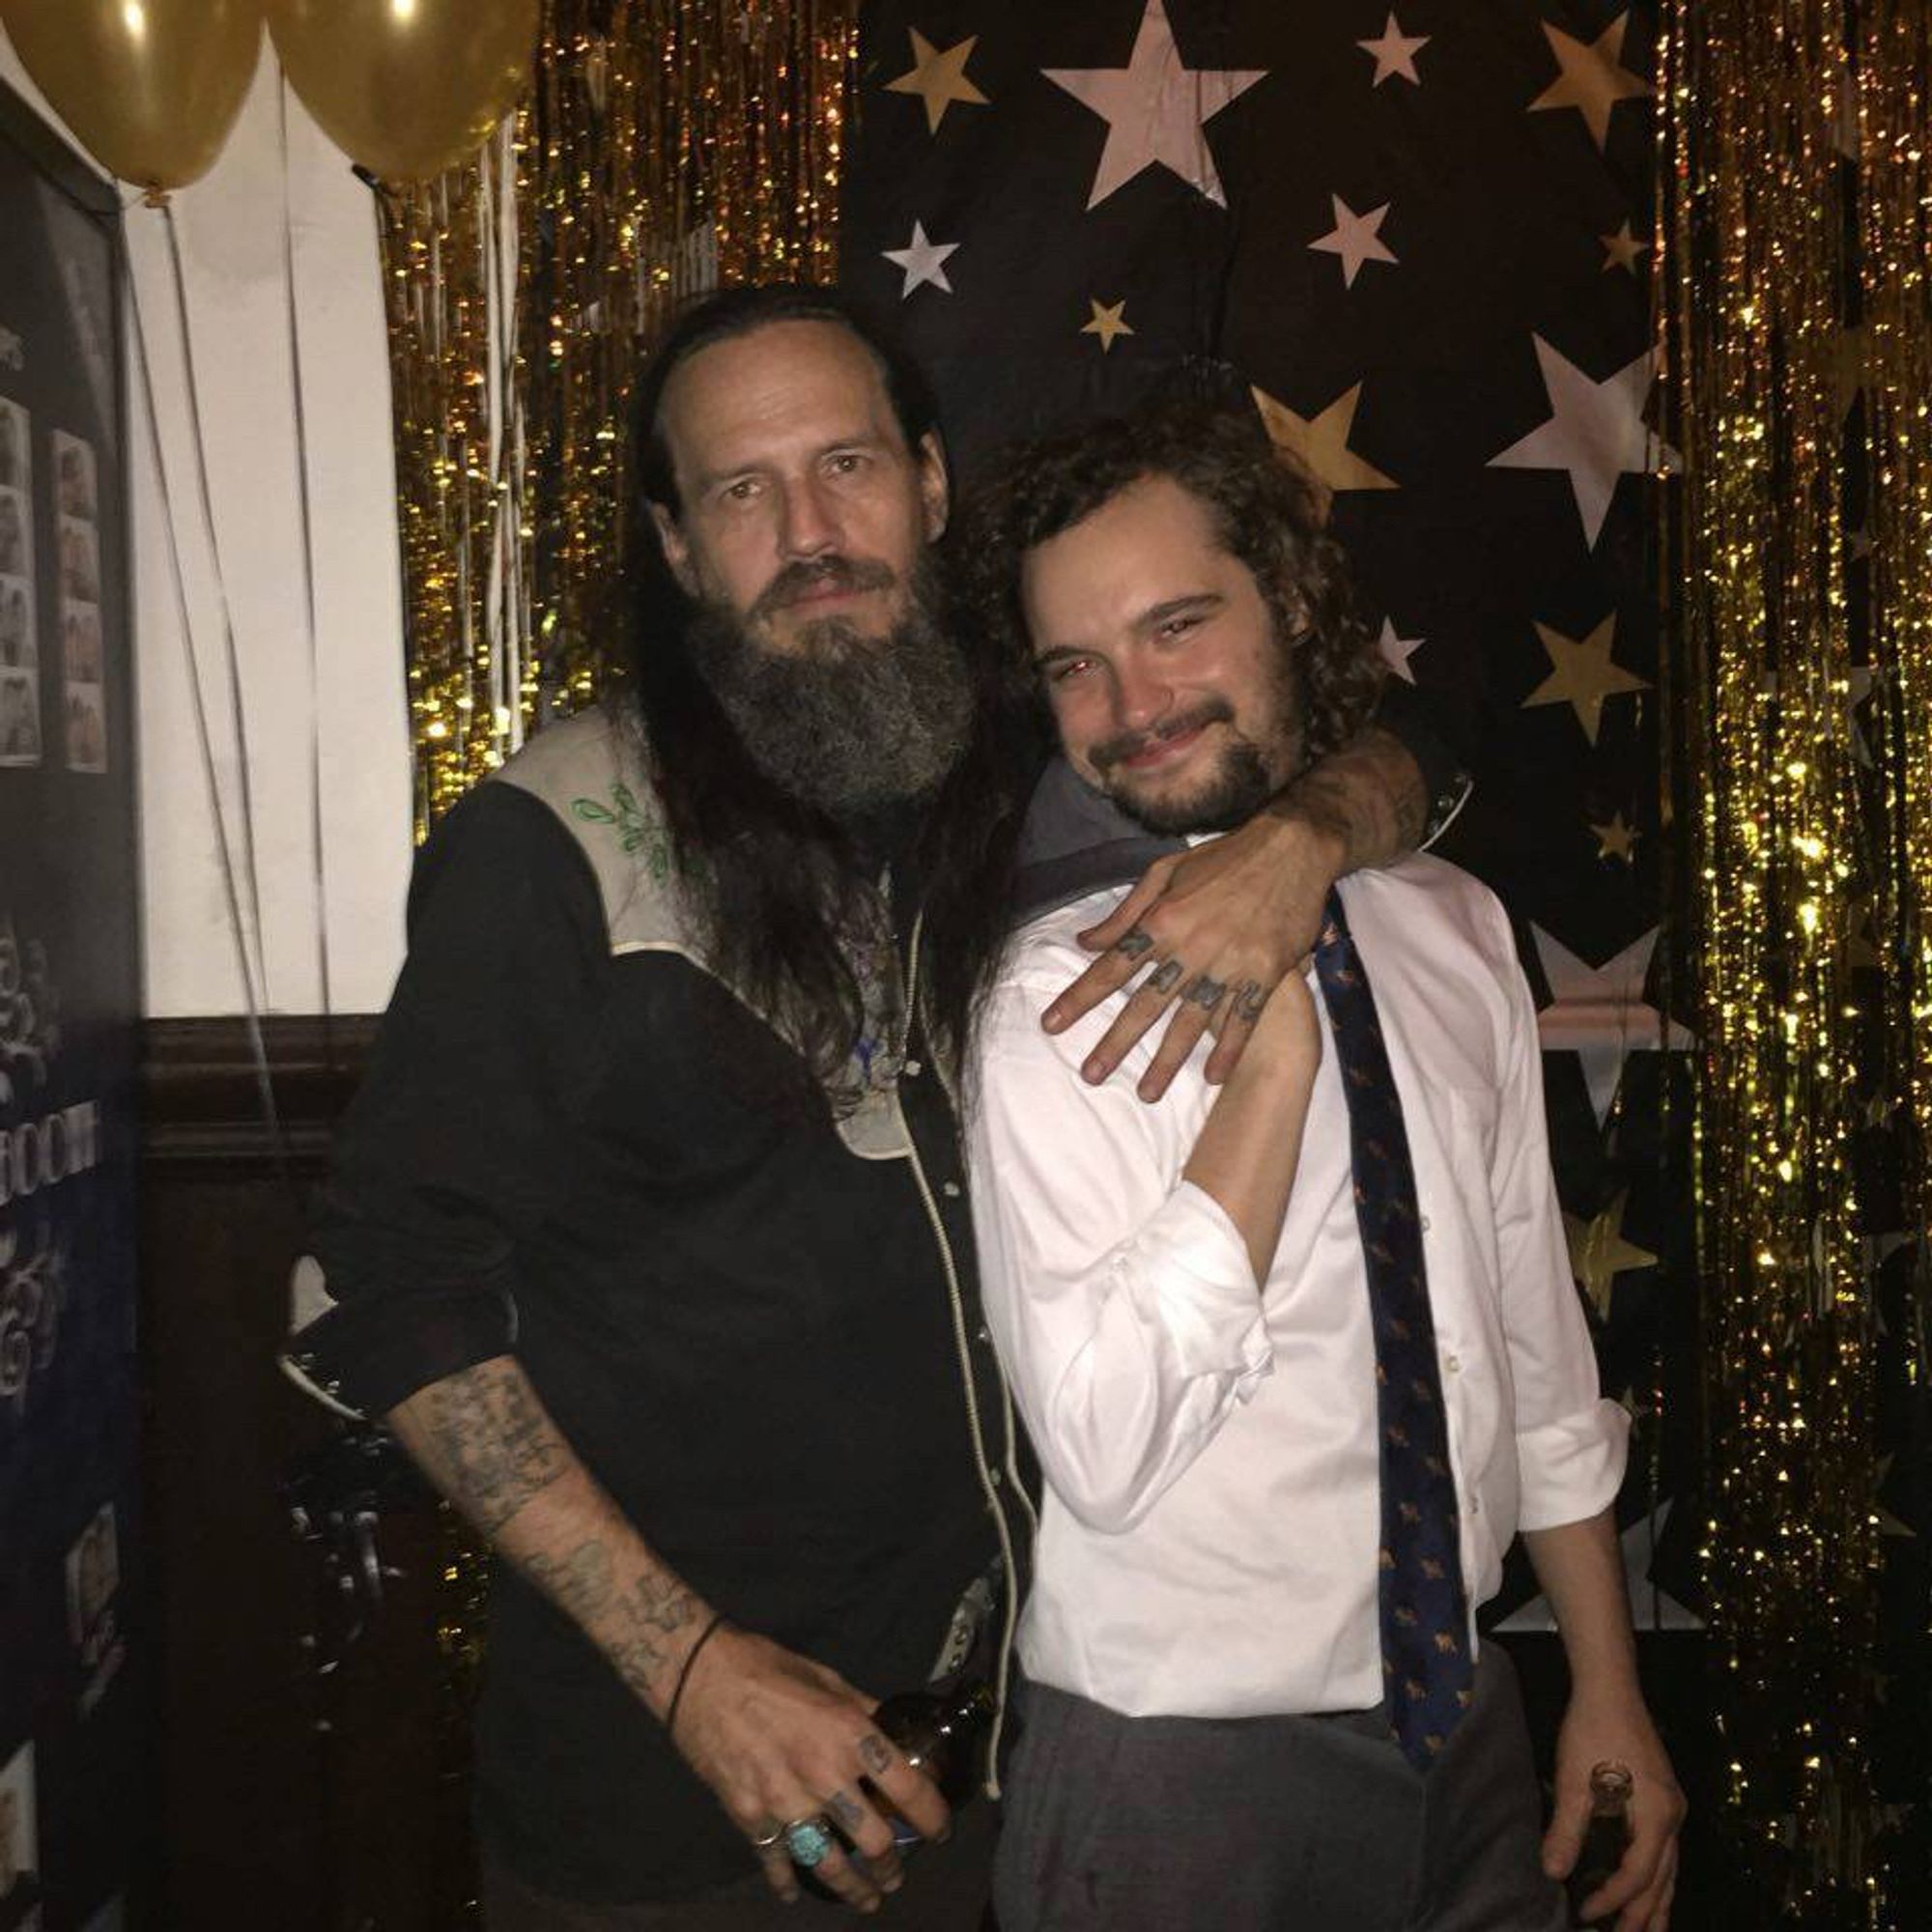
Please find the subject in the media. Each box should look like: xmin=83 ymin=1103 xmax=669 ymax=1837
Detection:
xmin=967 ymin=853 xmax=1628 ymax=1720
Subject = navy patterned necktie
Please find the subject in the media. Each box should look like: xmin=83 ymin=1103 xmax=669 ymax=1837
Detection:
xmin=1313 ymin=888 xmax=1474 ymax=1770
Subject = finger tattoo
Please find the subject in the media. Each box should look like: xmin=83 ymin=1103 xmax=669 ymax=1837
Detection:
xmin=857 ymin=1733 xmax=894 ymax=1776
xmin=1183 ymin=974 xmax=1227 ymax=1013
xmin=1113 ymin=927 xmax=1155 ymax=959
xmin=1149 ymin=959 xmax=1183 ymax=996
xmin=826 ymin=1788 xmax=867 ymax=1832
xmin=1232 ymin=981 xmax=1266 ymax=1024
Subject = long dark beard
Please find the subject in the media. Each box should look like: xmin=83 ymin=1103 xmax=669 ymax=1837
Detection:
xmin=686 ymin=555 xmax=973 ymax=818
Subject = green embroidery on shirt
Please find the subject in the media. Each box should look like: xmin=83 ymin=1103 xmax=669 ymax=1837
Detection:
xmin=570 ymin=784 xmax=672 ymax=881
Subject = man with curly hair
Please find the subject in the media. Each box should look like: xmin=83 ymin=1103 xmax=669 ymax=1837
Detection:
xmin=955 ymin=404 xmax=1683 ymax=1931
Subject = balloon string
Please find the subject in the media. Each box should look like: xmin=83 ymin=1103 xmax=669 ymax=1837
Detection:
xmin=277 ymin=72 xmax=335 ymax=1032
xmin=158 ymin=199 xmax=270 ymax=1009
xmin=479 ymin=120 xmax=529 ymax=756
xmin=122 ymin=213 xmax=293 ymax=1196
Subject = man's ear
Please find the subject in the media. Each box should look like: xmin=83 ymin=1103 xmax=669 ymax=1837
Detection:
xmin=917 ymin=430 xmax=951 ymax=543
xmin=648 ymin=499 xmax=698 ymax=596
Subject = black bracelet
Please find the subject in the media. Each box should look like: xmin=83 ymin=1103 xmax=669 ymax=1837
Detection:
xmin=666 ymin=1611 xmax=730 ymax=1742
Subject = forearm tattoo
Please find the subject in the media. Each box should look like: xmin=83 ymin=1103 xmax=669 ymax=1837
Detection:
xmin=414 ymin=1361 xmax=570 ymax=1535
xmin=1287 ymin=726 xmax=1429 ymax=871
xmin=522 ymin=1538 xmax=617 ymax=1623
xmin=604 ymin=1570 xmax=702 ymax=1699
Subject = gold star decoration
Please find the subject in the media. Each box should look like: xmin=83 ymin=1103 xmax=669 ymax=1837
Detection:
xmin=1250 ymin=382 xmax=1398 ymax=512
xmin=1591 ymin=812 xmax=1638 ymax=864
xmin=1525 ymin=614 xmax=1649 ymax=746
xmin=1600 ymin=220 xmax=1649 ymax=274
xmin=1529 ymin=13 xmax=1650 ymax=153
xmin=1081 ymin=298 xmax=1134 ymax=353
xmin=1564 ymin=1192 xmax=1658 ymax=1322
xmin=886 ymin=29 xmax=987 ymax=133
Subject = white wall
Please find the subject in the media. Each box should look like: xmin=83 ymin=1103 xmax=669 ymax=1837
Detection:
xmin=1 ymin=32 xmax=413 ymax=1017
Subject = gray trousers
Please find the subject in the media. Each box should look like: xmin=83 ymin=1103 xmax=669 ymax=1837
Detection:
xmin=993 ymin=1647 xmax=1566 ymax=1932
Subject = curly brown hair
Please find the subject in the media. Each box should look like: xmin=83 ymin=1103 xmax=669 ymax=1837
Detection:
xmin=954 ymin=399 xmax=1385 ymax=771
xmin=917 ymin=399 xmax=1384 ymax=1069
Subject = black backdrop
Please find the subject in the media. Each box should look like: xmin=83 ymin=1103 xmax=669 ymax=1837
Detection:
xmin=840 ymin=0 xmax=1718 ymax=1898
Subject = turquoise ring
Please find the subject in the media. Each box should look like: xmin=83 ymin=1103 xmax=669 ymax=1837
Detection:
xmin=784 ymin=1816 xmax=835 ymax=1868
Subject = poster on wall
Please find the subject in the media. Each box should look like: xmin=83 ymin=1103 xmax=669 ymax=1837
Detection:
xmin=0 ymin=75 xmax=143 ymax=1932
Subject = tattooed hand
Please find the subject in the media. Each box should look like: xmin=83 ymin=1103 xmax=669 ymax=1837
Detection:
xmin=386 ymin=1357 xmax=949 ymax=1916
xmin=672 ymin=1626 xmax=951 ymax=1913
xmin=1042 ymin=724 xmax=1428 ymax=1099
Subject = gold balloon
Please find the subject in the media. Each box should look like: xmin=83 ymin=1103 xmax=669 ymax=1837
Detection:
xmin=0 ymin=0 xmax=262 ymax=190
xmin=268 ymin=0 xmax=537 ymax=186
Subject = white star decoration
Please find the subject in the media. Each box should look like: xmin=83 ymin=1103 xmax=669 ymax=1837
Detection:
xmin=1532 ymin=923 xmax=1694 ymax=1126
xmin=1357 ymin=13 xmax=1429 ymax=87
xmin=1310 ymin=194 xmax=1398 ymax=287
xmin=1489 ymin=337 xmax=1656 ymax=549
xmin=1377 ymin=617 xmax=1424 ymax=682
xmin=882 ymin=220 xmax=958 ymax=298
xmin=1498 ymin=1502 xmax=1703 ymax=1634
xmin=1044 ymin=0 xmax=1266 ymax=211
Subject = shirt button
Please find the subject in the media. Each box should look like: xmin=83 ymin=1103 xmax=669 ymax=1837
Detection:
xmin=1420 ymin=1214 xmax=1432 ymax=1233
xmin=904 ymin=1059 xmax=923 ymax=1077
xmin=1444 ymin=1353 xmax=1462 ymax=1375
xmin=942 ymin=1180 xmax=962 ymax=1199
xmin=988 ymin=1468 xmax=1004 ymax=1488
xmin=1469 ymin=1497 xmax=1481 ymax=1516
xmin=977 ymin=1323 xmax=991 ymax=1343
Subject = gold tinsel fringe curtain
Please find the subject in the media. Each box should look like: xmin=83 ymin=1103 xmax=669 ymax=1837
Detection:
xmin=1664 ymin=0 xmax=1929 ymax=1918
xmin=378 ymin=0 xmax=857 ymax=837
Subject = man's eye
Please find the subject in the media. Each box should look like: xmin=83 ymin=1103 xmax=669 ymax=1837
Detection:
xmin=1156 ymin=614 xmax=1200 ymax=640
xmin=720 ymin=478 xmax=760 ymax=504
xmin=1045 ymin=659 xmax=1094 ymax=685
xmin=827 ymin=451 xmax=867 ymax=476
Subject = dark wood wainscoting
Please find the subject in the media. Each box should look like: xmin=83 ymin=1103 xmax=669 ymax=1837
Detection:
xmin=141 ymin=1016 xmax=467 ymax=1932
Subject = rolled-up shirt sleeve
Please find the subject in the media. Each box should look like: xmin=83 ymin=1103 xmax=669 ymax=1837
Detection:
xmin=1485 ymin=901 xmax=1630 ymax=1529
xmin=284 ymin=784 xmax=604 ymax=1421
xmin=967 ymin=970 xmax=1272 ymax=1536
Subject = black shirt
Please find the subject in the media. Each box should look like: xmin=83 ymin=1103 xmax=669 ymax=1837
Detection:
xmin=298 ymin=781 xmax=1008 ymax=1902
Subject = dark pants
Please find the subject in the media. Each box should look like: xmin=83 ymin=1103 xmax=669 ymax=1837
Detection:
xmin=480 ymin=1794 xmax=997 ymax=1931
xmin=993 ymin=1647 xmax=1566 ymax=1932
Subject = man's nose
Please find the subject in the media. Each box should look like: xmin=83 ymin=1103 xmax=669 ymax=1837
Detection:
xmin=1113 ymin=657 xmax=1174 ymax=733
xmin=777 ymin=474 xmax=840 ymax=559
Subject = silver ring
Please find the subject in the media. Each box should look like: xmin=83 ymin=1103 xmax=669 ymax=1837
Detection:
xmin=784 ymin=1815 xmax=835 ymax=1868
xmin=750 ymin=1821 xmax=785 ymax=1849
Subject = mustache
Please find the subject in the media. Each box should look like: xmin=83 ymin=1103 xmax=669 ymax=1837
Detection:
xmin=1090 ymin=698 xmax=1236 ymax=774
xmin=752 ymin=554 xmax=897 ymax=620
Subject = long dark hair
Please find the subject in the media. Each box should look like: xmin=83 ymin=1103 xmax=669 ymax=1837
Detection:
xmin=612 ymin=284 xmax=945 ymax=1103
xmin=922 ymin=400 xmax=1386 ymax=1065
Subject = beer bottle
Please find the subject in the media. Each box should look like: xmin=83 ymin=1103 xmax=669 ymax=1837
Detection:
xmin=1568 ymin=1761 xmax=1634 ymax=1926
xmin=796 ymin=1680 xmax=996 ymax=1895
xmin=867 ymin=1679 xmax=997 ymax=1840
